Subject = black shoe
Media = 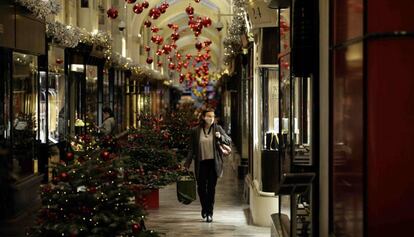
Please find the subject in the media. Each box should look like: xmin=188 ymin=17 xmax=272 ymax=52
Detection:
xmin=201 ymin=211 xmax=207 ymax=219
xmin=206 ymin=215 xmax=213 ymax=223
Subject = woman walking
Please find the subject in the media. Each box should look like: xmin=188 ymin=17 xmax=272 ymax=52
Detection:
xmin=184 ymin=108 xmax=232 ymax=222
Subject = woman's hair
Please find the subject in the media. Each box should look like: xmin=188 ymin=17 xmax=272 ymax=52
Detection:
xmin=199 ymin=108 xmax=215 ymax=127
xmin=102 ymin=107 xmax=114 ymax=117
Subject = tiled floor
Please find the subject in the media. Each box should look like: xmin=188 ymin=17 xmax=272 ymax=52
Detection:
xmin=146 ymin=156 xmax=270 ymax=237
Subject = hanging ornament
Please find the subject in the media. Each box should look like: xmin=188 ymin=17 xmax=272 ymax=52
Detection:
xmin=186 ymin=54 xmax=192 ymax=60
xmin=66 ymin=152 xmax=75 ymax=161
xmin=195 ymin=42 xmax=203 ymax=51
xmin=144 ymin=20 xmax=152 ymax=28
xmin=171 ymin=32 xmax=180 ymax=41
xmin=204 ymin=39 xmax=212 ymax=47
xmin=194 ymin=30 xmax=201 ymax=37
xmin=167 ymin=23 xmax=174 ymax=28
xmin=142 ymin=0 xmax=149 ymax=8
xmin=159 ymin=5 xmax=167 ymax=14
xmin=202 ymin=17 xmax=212 ymax=27
xmin=171 ymin=43 xmax=177 ymax=49
xmin=146 ymin=57 xmax=153 ymax=64
xmin=172 ymin=24 xmax=179 ymax=31
xmin=132 ymin=223 xmax=142 ymax=234
xmin=125 ymin=0 xmax=136 ymax=3
xmin=155 ymin=35 xmax=164 ymax=45
xmin=203 ymin=53 xmax=211 ymax=60
xmin=106 ymin=7 xmax=118 ymax=19
xmin=151 ymin=26 xmax=159 ymax=33
xmin=145 ymin=46 xmax=151 ymax=52
xmin=176 ymin=53 xmax=182 ymax=60
xmin=157 ymin=61 xmax=163 ymax=67
xmin=194 ymin=0 xmax=201 ymax=2
xmin=168 ymin=62 xmax=175 ymax=70
xmin=56 ymin=58 xmax=63 ymax=64
xmin=156 ymin=49 xmax=163 ymax=56
xmin=167 ymin=56 xmax=173 ymax=61
xmin=133 ymin=4 xmax=144 ymax=14
xmin=186 ymin=5 xmax=194 ymax=15
xmin=149 ymin=8 xmax=161 ymax=19
xmin=179 ymin=73 xmax=185 ymax=83
xmin=162 ymin=44 xmax=172 ymax=54
xmin=100 ymin=150 xmax=111 ymax=161
xmin=60 ymin=172 xmax=69 ymax=181
xmin=151 ymin=35 xmax=157 ymax=43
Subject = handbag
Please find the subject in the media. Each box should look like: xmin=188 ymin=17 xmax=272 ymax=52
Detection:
xmin=176 ymin=172 xmax=196 ymax=205
xmin=218 ymin=143 xmax=232 ymax=157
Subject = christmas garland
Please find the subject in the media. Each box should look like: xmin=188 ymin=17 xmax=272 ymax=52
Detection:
xmin=15 ymin=0 xmax=61 ymax=21
xmin=46 ymin=21 xmax=80 ymax=48
xmin=223 ymin=0 xmax=247 ymax=64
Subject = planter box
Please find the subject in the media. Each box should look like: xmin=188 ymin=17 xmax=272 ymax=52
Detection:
xmin=135 ymin=189 xmax=159 ymax=209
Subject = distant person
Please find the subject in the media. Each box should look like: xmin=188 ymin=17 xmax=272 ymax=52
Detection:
xmin=184 ymin=108 xmax=232 ymax=223
xmin=99 ymin=107 xmax=116 ymax=135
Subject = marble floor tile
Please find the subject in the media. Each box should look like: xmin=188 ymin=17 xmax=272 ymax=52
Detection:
xmin=146 ymin=158 xmax=270 ymax=237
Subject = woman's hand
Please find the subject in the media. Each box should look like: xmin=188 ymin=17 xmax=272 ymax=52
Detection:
xmin=215 ymin=132 xmax=221 ymax=139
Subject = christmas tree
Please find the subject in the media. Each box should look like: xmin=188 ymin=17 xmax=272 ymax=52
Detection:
xmin=28 ymin=153 xmax=159 ymax=237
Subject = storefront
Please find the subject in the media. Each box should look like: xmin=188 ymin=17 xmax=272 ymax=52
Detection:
xmin=0 ymin=2 xmax=46 ymax=219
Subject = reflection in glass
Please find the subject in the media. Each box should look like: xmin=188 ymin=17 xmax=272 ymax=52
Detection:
xmin=85 ymin=65 xmax=98 ymax=126
xmin=12 ymin=52 xmax=37 ymax=175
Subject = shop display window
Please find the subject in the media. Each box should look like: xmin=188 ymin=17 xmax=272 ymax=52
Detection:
xmin=12 ymin=52 xmax=38 ymax=175
xmin=85 ymin=65 xmax=98 ymax=126
xmin=260 ymin=67 xmax=280 ymax=150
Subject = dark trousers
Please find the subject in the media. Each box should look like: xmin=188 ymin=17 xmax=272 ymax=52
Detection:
xmin=197 ymin=159 xmax=217 ymax=216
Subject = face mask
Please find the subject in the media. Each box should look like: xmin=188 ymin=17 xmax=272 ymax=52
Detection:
xmin=205 ymin=118 xmax=214 ymax=125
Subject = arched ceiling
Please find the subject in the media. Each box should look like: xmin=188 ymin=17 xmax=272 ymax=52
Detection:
xmin=127 ymin=0 xmax=233 ymax=68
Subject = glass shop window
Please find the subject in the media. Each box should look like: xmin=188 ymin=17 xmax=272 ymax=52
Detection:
xmin=85 ymin=65 xmax=98 ymax=126
xmin=12 ymin=52 xmax=38 ymax=174
xmin=261 ymin=67 xmax=280 ymax=150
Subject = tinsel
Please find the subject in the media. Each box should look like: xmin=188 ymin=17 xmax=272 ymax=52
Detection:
xmin=46 ymin=21 xmax=80 ymax=48
xmin=222 ymin=0 xmax=247 ymax=64
xmin=15 ymin=0 xmax=61 ymax=21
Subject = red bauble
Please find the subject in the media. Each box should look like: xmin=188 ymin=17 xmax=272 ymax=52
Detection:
xmin=167 ymin=23 xmax=174 ymax=28
xmin=176 ymin=53 xmax=182 ymax=60
xmin=149 ymin=8 xmax=161 ymax=19
xmin=171 ymin=43 xmax=177 ymax=49
xmin=194 ymin=0 xmax=201 ymax=2
xmin=168 ymin=62 xmax=176 ymax=70
xmin=142 ymin=0 xmax=149 ymax=8
xmin=186 ymin=54 xmax=192 ymax=60
xmin=88 ymin=186 xmax=97 ymax=193
xmin=151 ymin=26 xmax=159 ymax=33
xmin=179 ymin=74 xmax=185 ymax=83
xmin=100 ymin=150 xmax=111 ymax=160
xmin=151 ymin=35 xmax=157 ymax=43
xmin=157 ymin=61 xmax=163 ymax=67
xmin=194 ymin=30 xmax=201 ymax=37
xmin=203 ymin=53 xmax=211 ymax=60
xmin=125 ymin=0 xmax=136 ymax=3
xmin=186 ymin=5 xmax=194 ymax=15
xmin=66 ymin=152 xmax=75 ymax=161
xmin=133 ymin=4 xmax=144 ymax=14
xmin=156 ymin=49 xmax=163 ymax=56
xmin=162 ymin=44 xmax=172 ymax=53
xmin=60 ymin=172 xmax=69 ymax=181
xmin=167 ymin=56 xmax=172 ymax=61
xmin=144 ymin=20 xmax=152 ymax=28
xmin=159 ymin=5 xmax=167 ymax=14
xmin=56 ymin=58 xmax=63 ymax=64
xmin=202 ymin=17 xmax=212 ymax=27
xmin=145 ymin=46 xmax=151 ymax=52
xmin=106 ymin=7 xmax=118 ymax=19
xmin=155 ymin=36 xmax=164 ymax=45
xmin=146 ymin=57 xmax=153 ymax=64
xmin=132 ymin=223 xmax=142 ymax=233
xmin=195 ymin=42 xmax=203 ymax=51
xmin=171 ymin=32 xmax=180 ymax=41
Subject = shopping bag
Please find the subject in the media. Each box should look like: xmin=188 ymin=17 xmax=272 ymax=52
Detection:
xmin=219 ymin=143 xmax=232 ymax=157
xmin=176 ymin=172 xmax=196 ymax=205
